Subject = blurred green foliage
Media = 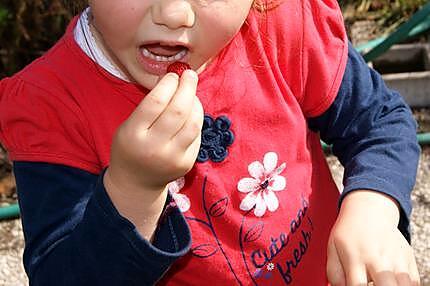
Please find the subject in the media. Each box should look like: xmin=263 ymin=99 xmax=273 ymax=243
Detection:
xmin=340 ymin=0 xmax=427 ymax=11
xmin=340 ymin=0 xmax=428 ymax=24
xmin=0 ymin=0 xmax=73 ymax=78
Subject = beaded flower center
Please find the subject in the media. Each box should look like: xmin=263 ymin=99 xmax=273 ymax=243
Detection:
xmin=197 ymin=115 xmax=234 ymax=163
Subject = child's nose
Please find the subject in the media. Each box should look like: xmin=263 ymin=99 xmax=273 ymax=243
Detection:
xmin=151 ymin=0 xmax=195 ymax=29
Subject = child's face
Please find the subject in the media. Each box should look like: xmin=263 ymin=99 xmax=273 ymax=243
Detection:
xmin=89 ymin=0 xmax=254 ymax=89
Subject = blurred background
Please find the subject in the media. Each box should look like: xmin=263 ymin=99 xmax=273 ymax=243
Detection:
xmin=0 ymin=0 xmax=429 ymax=285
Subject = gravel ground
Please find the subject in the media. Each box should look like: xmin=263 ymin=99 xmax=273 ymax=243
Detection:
xmin=0 ymin=219 xmax=27 ymax=285
xmin=0 ymin=148 xmax=429 ymax=285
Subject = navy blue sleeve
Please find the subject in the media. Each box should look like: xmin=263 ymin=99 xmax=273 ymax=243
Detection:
xmin=13 ymin=161 xmax=191 ymax=285
xmin=308 ymin=43 xmax=420 ymax=242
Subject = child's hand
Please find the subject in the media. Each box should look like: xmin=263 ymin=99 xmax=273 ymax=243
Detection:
xmin=103 ymin=70 xmax=203 ymax=239
xmin=107 ymin=70 xmax=203 ymax=192
xmin=326 ymin=190 xmax=421 ymax=286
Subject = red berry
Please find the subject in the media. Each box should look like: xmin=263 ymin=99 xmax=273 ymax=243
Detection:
xmin=167 ymin=62 xmax=191 ymax=76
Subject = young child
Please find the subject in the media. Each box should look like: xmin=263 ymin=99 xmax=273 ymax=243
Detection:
xmin=0 ymin=0 xmax=421 ymax=285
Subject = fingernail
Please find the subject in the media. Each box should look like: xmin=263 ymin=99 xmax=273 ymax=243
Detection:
xmin=183 ymin=69 xmax=198 ymax=81
xmin=164 ymin=72 xmax=179 ymax=81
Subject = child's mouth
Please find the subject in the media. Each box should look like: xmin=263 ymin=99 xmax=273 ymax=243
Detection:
xmin=141 ymin=44 xmax=188 ymax=62
xmin=138 ymin=43 xmax=189 ymax=75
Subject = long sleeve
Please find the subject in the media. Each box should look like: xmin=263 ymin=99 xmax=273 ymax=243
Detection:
xmin=308 ymin=43 xmax=420 ymax=242
xmin=13 ymin=161 xmax=191 ymax=285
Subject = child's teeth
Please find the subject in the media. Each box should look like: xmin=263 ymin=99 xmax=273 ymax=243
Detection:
xmin=142 ymin=48 xmax=151 ymax=58
xmin=142 ymin=48 xmax=186 ymax=62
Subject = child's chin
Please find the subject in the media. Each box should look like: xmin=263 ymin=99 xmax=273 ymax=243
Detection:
xmin=133 ymin=73 xmax=159 ymax=90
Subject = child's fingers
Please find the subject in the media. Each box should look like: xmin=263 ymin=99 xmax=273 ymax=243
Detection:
xmin=181 ymin=131 xmax=202 ymax=170
xmin=366 ymin=253 xmax=413 ymax=286
xmin=334 ymin=246 xmax=368 ymax=286
xmin=395 ymin=273 xmax=413 ymax=286
xmin=150 ymin=70 xmax=198 ymax=141
xmin=393 ymin=258 xmax=414 ymax=286
xmin=408 ymin=252 xmax=421 ymax=285
xmin=391 ymin=249 xmax=415 ymax=286
xmin=171 ymin=96 xmax=204 ymax=150
xmin=128 ymin=73 xmax=179 ymax=130
xmin=327 ymin=231 xmax=368 ymax=285
xmin=326 ymin=239 xmax=346 ymax=286
xmin=367 ymin=262 xmax=398 ymax=286
xmin=343 ymin=262 xmax=368 ymax=286
xmin=366 ymin=240 xmax=418 ymax=286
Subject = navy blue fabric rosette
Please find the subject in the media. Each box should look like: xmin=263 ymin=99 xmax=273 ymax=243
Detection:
xmin=197 ymin=115 xmax=234 ymax=163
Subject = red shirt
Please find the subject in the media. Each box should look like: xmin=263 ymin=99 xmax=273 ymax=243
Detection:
xmin=0 ymin=0 xmax=347 ymax=284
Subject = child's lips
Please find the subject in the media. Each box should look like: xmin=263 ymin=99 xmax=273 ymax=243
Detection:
xmin=143 ymin=43 xmax=186 ymax=57
xmin=137 ymin=46 xmax=190 ymax=75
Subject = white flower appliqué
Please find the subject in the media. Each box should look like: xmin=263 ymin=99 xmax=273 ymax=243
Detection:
xmin=167 ymin=177 xmax=190 ymax=213
xmin=238 ymin=152 xmax=286 ymax=217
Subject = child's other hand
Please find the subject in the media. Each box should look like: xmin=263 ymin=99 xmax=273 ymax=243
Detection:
xmin=326 ymin=190 xmax=421 ymax=286
xmin=107 ymin=70 xmax=203 ymax=194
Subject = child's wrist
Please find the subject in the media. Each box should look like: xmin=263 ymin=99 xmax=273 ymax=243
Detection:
xmin=340 ymin=189 xmax=400 ymax=228
xmin=103 ymin=167 xmax=168 ymax=239
xmin=104 ymin=165 xmax=166 ymax=193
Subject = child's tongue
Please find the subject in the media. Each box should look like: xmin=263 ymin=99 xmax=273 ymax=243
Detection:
xmin=144 ymin=43 xmax=184 ymax=56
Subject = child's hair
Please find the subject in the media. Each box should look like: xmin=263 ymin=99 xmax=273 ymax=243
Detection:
xmin=63 ymin=0 xmax=279 ymax=14
xmin=63 ymin=0 xmax=87 ymax=14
